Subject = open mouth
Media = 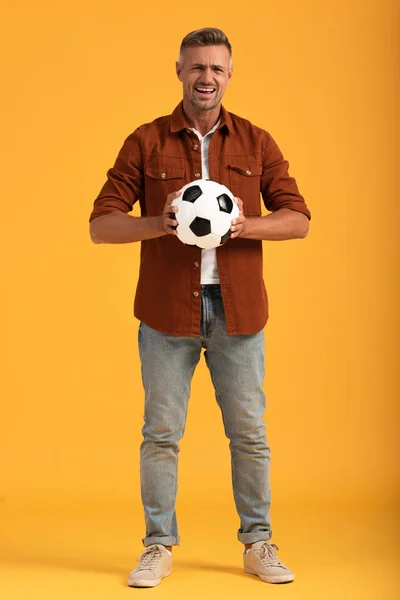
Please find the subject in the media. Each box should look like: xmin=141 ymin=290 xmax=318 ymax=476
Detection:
xmin=194 ymin=86 xmax=216 ymax=97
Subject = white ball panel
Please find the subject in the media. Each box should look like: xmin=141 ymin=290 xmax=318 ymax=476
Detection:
xmin=196 ymin=232 xmax=222 ymax=249
xmin=176 ymin=223 xmax=198 ymax=245
xmin=174 ymin=200 xmax=196 ymax=225
xmin=200 ymin=179 xmax=232 ymax=198
xmin=210 ymin=212 xmax=233 ymax=237
xmin=193 ymin=194 xmax=220 ymax=219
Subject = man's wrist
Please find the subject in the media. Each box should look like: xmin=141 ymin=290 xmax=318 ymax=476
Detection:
xmin=239 ymin=216 xmax=256 ymax=239
xmin=156 ymin=215 xmax=166 ymax=236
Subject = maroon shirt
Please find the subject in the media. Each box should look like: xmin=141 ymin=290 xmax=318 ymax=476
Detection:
xmin=89 ymin=101 xmax=311 ymax=336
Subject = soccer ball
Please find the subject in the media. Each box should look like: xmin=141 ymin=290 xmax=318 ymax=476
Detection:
xmin=171 ymin=179 xmax=240 ymax=249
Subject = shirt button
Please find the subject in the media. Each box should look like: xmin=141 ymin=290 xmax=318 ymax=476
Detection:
xmin=193 ymin=144 xmax=199 ymax=150
xmin=194 ymin=261 xmax=199 ymax=267
xmin=194 ymin=172 xmax=201 ymax=178
xmin=246 ymin=169 xmax=252 ymax=175
xmin=193 ymin=291 xmax=199 ymax=297
xmin=161 ymin=172 xmax=167 ymax=178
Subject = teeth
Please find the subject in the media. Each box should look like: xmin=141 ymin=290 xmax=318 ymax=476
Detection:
xmin=196 ymin=87 xmax=215 ymax=92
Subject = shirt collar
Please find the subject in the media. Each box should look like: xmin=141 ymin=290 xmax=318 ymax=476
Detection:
xmin=190 ymin=118 xmax=221 ymax=139
xmin=170 ymin=100 xmax=235 ymax=136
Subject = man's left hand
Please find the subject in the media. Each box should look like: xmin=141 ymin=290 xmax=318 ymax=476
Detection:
xmin=230 ymin=197 xmax=247 ymax=239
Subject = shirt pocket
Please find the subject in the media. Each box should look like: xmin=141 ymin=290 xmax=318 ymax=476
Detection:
xmin=144 ymin=165 xmax=186 ymax=215
xmin=228 ymin=161 xmax=263 ymax=216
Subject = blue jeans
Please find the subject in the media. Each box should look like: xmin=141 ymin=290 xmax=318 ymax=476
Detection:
xmin=138 ymin=284 xmax=272 ymax=547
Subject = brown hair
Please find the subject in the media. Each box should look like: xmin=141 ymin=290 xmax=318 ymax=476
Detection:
xmin=179 ymin=27 xmax=232 ymax=64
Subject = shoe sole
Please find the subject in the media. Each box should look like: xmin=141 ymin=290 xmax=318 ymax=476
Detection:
xmin=128 ymin=569 xmax=172 ymax=588
xmin=244 ymin=567 xmax=294 ymax=584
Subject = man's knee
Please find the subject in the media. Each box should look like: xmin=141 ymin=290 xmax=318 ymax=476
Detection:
xmin=141 ymin=423 xmax=186 ymax=445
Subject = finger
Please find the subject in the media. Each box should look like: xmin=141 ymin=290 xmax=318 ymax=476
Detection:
xmin=231 ymin=227 xmax=241 ymax=237
xmin=234 ymin=198 xmax=244 ymax=214
xmin=168 ymin=189 xmax=182 ymax=201
xmin=166 ymin=218 xmax=178 ymax=230
xmin=164 ymin=207 xmax=177 ymax=220
xmin=230 ymin=224 xmax=243 ymax=235
xmin=165 ymin=204 xmax=178 ymax=215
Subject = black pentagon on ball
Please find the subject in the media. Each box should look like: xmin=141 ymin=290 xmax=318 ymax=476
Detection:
xmin=190 ymin=217 xmax=211 ymax=237
xmin=217 ymin=193 xmax=233 ymax=213
xmin=183 ymin=185 xmax=203 ymax=203
xmin=220 ymin=230 xmax=231 ymax=245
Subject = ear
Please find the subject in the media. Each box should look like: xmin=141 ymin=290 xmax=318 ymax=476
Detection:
xmin=176 ymin=61 xmax=183 ymax=82
xmin=227 ymin=65 xmax=233 ymax=84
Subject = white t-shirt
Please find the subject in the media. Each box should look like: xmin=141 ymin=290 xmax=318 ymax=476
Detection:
xmin=189 ymin=119 xmax=221 ymax=284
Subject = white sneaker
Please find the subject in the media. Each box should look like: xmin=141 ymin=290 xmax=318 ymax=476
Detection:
xmin=244 ymin=541 xmax=294 ymax=584
xmin=127 ymin=544 xmax=173 ymax=587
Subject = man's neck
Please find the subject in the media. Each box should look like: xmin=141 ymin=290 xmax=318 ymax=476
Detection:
xmin=182 ymin=99 xmax=221 ymax=136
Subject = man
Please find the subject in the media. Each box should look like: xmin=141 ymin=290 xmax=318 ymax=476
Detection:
xmin=89 ymin=27 xmax=311 ymax=588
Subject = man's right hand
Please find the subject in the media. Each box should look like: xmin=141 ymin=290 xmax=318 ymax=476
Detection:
xmin=161 ymin=190 xmax=181 ymax=235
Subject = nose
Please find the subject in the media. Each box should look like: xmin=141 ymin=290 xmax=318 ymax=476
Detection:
xmin=200 ymin=66 xmax=214 ymax=84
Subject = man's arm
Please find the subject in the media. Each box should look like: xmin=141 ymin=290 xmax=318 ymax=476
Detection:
xmin=90 ymin=212 xmax=164 ymax=244
xmin=90 ymin=191 xmax=180 ymax=244
xmin=230 ymin=129 xmax=311 ymax=241
xmin=230 ymin=204 xmax=309 ymax=241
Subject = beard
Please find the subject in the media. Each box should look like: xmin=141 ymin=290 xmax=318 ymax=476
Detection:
xmin=189 ymin=90 xmax=220 ymax=112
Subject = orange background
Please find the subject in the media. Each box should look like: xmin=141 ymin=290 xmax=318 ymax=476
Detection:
xmin=1 ymin=1 xmax=399 ymax=598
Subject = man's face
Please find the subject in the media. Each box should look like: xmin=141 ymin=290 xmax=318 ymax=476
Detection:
xmin=176 ymin=45 xmax=233 ymax=112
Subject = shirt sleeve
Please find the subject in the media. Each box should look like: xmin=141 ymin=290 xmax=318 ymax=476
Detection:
xmin=88 ymin=127 xmax=143 ymax=223
xmin=261 ymin=130 xmax=311 ymax=220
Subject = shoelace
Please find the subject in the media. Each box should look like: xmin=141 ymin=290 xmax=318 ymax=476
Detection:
xmin=255 ymin=542 xmax=285 ymax=567
xmin=135 ymin=545 xmax=162 ymax=571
